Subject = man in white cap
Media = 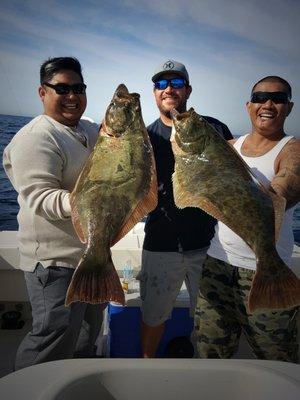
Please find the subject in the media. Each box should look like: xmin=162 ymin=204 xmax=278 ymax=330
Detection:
xmin=138 ymin=59 xmax=233 ymax=357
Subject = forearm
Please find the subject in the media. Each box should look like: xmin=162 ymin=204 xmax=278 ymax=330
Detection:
xmin=24 ymin=186 xmax=72 ymax=219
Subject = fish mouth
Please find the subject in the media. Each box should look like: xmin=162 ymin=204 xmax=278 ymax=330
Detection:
xmin=170 ymin=108 xmax=194 ymax=121
xmin=111 ymin=84 xmax=140 ymax=112
xmin=171 ymin=108 xmax=204 ymax=146
xmin=170 ymin=108 xmax=179 ymax=119
xmin=102 ymin=84 xmax=141 ymax=138
xmin=115 ymin=84 xmax=129 ymax=96
xmin=105 ymin=129 xmax=116 ymax=137
xmin=113 ymin=84 xmax=131 ymax=106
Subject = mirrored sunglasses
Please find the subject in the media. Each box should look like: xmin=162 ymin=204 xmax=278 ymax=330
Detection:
xmin=154 ymin=77 xmax=186 ymax=90
xmin=43 ymin=82 xmax=87 ymax=95
xmin=250 ymin=91 xmax=290 ymax=104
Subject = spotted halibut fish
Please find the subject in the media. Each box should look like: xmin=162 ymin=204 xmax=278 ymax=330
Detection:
xmin=171 ymin=108 xmax=300 ymax=312
xmin=65 ymin=84 xmax=157 ymax=306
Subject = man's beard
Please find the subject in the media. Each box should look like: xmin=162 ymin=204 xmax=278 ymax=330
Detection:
xmin=161 ymin=102 xmax=187 ymax=118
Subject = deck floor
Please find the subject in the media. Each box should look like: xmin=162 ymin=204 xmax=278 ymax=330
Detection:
xmin=0 ymin=319 xmax=31 ymax=378
xmin=2 ymin=309 xmax=299 ymax=379
xmin=0 ymin=318 xmax=257 ymax=379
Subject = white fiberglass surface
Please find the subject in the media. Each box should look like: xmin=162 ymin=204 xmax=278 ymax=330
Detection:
xmin=40 ymin=362 xmax=300 ymax=400
xmin=0 ymin=359 xmax=299 ymax=400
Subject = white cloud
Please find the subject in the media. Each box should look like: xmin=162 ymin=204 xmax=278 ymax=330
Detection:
xmin=0 ymin=0 xmax=299 ymax=136
xmin=123 ymin=0 xmax=300 ymax=56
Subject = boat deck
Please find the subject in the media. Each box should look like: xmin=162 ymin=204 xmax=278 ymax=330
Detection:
xmin=0 ymin=224 xmax=299 ymax=378
xmin=0 ymin=293 xmax=258 ymax=379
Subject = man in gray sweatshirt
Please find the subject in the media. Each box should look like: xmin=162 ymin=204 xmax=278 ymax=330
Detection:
xmin=3 ymin=57 xmax=105 ymax=370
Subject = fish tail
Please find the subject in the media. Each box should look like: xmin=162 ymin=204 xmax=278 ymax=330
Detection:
xmin=248 ymin=256 xmax=300 ymax=313
xmin=65 ymin=255 xmax=125 ymax=307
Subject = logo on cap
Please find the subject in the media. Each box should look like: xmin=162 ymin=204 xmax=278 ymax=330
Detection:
xmin=163 ymin=61 xmax=174 ymax=70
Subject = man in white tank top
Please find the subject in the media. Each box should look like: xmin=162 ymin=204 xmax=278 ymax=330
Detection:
xmin=194 ymin=76 xmax=300 ymax=363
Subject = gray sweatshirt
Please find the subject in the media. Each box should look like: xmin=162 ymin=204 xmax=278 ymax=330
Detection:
xmin=3 ymin=114 xmax=99 ymax=271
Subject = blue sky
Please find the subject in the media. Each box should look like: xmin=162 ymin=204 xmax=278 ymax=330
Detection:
xmin=0 ymin=0 xmax=299 ymax=136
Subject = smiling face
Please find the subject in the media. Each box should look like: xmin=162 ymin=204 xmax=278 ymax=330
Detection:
xmin=153 ymin=73 xmax=192 ymax=121
xmin=246 ymin=80 xmax=293 ymax=138
xmin=39 ymin=70 xmax=87 ymax=127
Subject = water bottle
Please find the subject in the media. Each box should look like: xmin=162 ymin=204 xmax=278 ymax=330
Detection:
xmin=122 ymin=260 xmax=133 ymax=293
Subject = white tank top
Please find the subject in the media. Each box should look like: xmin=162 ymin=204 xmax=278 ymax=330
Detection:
xmin=208 ymin=134 xmax=296 ymax=270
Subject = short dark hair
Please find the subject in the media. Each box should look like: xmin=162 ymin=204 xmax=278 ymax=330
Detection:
xmin=251 ymin=76 xmax=292 ymax=99
xmin=40 ymin=57 xmax=84 ymax=84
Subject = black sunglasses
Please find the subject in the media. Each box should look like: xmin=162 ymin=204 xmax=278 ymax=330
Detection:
xmin=154 ymin=77 xmax=187 ymax=90
xmin=43 ymin=82 xmax=87 ymax=95
xmin=250 ymin=91 xmax=290 ymax=104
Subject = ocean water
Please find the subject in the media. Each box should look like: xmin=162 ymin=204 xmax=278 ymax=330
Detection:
xmin=0 ymin=114 xmax=300 ymax=245
xmin=0 ymin=115 xmax=32 ymax=231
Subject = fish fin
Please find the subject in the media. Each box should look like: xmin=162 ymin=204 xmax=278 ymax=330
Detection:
xmin=248 ymin=259 xmax=300 ymax=312
xmin=111 ymin=157 xmax=158 ymax=245
xmin=173 ymin=172 xmax=233 ymax=225
xmin=65 ymin=256 xmax=125 ymax=306
xmin=99 ymin=121 xmax=108 ymax=137
xmin=268 ymin=190 xmax=286 ymax=243
xmin=70 ymin=196 xmax=87 ymax=244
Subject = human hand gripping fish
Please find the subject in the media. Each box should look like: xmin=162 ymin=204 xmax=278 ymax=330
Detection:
xmin=170 ymin=107 xmax=300 ymax=312
xmin=65 ymin=84 xmax=158 ymax=306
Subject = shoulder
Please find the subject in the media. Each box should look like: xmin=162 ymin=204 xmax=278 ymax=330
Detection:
xmin=228 ymin=134 xmax=248 ymax=146
xmin=271 ymin=136 xmax=300 ymax=207
xmin=79 ymin=118 xmax=99 ymax=130
xmin=6 ymin=115 xmax=49 ymax=146
xmin=203 ymin=115 xmax=233 ymax=140
xmin=19 ymin=115 xmax=47 ymax=132
xmin=79 ymin=119 xmax=99 ymax=135
xmin=5 ymin=116 xmax=69 ymax=159
xmin=79 ymin=119 xmax=99 ymax=149
xmin=147 ymin=119 xmax=160 ymax=133
xmin=146 ymin=119 xmax=168 ymax=143
xmin=282 ymin=136 xmax=300 ymax=148
xmin=273 ymin=136 xmax=300 ymax=178
xmin=24 ymin=115 xmax=59 ymax=135
xmin=3 ymin=116 xmax=56 ymax=165
xmin=277 ymin=137 xmax=300 ymax=158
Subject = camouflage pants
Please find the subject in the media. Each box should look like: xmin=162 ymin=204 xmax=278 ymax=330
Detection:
xmin=194 ymin=255 xmax=299 ymax=363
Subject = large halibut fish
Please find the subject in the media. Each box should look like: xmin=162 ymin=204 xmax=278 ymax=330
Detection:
xmin=171 ymin=108 xmax=300 ymax=312
xmin=65 ymin=84 xmax=157 ymax=306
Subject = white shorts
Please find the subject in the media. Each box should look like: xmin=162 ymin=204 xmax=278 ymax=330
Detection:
xmin=137 ymin=248 xmax=208 ymax=327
